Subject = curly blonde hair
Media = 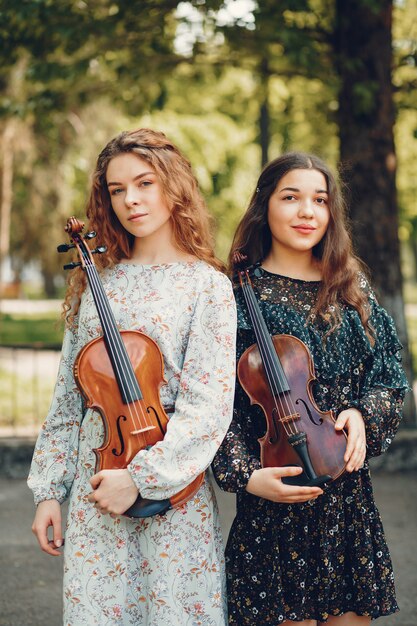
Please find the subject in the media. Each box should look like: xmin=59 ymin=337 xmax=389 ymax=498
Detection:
xmin=63 ymin=128 xmax=224 ymax=322
xmin=230 ymin=151 xmax=374 ymax=343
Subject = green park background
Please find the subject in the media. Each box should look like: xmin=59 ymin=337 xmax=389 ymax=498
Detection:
xmin=1 ymin=0 xmax=417 ymax=431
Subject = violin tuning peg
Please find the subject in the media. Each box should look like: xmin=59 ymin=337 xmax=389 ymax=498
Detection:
xmin=63 ymin=261 xmax=82 ymax=271
xmin=57 ymin=243 xmax=75 ymax=253
xmin=91 ymin=246 xmax=107 ymax=255
xmin=84 ymin=231 xmax=97 ymax=240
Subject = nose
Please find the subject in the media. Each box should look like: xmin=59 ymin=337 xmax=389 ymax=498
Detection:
xmin=125 ymin=185 xmax=140 ymax=208
xmin=298 ymin=198 xmax=314 ymax=218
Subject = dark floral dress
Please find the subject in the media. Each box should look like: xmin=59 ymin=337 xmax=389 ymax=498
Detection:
xmin=212 ymin=268 xmax=410 ymax=624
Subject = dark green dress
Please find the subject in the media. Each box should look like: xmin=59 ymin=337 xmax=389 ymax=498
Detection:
xmin=212 ymin=268 xmax=410 ymax=624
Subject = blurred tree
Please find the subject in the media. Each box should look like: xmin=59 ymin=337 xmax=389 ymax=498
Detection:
xmin=334 ymin=0 xmax=416 ymax=424
xmin=185 ymin=0 xmax=335 ymax=164
xmin=0 ymin=0 xmax=182 ymax=295
xmin=393 ymin=0 xmax=417 ymax=280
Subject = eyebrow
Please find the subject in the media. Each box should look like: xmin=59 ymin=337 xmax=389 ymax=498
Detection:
xmin=107 ymin=171 xmax=155 ymax=187
xmin=279 ymin=186 xmax=328 ymax=194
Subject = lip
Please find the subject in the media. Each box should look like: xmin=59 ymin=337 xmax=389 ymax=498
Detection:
xmin=128 ymin=213 xmax=148 ymax=221
xmin=292 ymin=224 xmax=316 ymax=233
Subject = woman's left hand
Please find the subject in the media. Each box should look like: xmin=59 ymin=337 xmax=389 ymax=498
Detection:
xmin=334 ymin=408 xmax=367 ymax=472
xmin=88 ymin=469 xmax=139 ymax=515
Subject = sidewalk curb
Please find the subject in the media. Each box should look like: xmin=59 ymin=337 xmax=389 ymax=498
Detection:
xmin=0 ymin=436 xmax=36 ymax=479
xmin=1 ymin=430 xmax=417 ymax=479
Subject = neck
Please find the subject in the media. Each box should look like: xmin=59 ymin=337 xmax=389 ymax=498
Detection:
xmin=262 ymin=246 xmax=322 ymax=280
xmin=129 ymin=229 xmax=193 ymax=265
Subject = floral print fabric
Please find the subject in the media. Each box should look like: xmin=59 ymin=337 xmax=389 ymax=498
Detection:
xmin=28 ymin=261 xmax=237 ymax=626
xmin=212 ymin=267 xmax=410 ymax=624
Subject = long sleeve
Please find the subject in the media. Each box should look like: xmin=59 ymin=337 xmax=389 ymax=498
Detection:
xmin=348 ymin=299 xmax=410 ymax=457
xmin=127 ymin=271 xmax=237 ymax=500
xmin=27 ymin=321 xmax=83 ymax=505
xmin=212 ymin=327 xmax=262 ymax=493
xmin=352 ymin=387 xmax=405 ymax=458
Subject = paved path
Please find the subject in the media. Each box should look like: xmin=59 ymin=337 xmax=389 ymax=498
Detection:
xmin=0 ymin=472 xmax=416 ymax=626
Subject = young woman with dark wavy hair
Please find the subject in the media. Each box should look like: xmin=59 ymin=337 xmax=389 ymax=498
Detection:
xmin=213 ymin=152 xmax=409 ymax=625
xmin=29 ymin=128 xmax=237 ymax=625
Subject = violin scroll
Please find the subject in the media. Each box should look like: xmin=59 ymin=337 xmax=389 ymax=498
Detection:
xmin=57 ymin=216 xmax=106 ymax=270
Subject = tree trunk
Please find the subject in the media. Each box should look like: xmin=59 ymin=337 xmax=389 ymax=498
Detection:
xmin=42 ymin=269 xmax=57 ymax=298
xmin=335 ymin=0 xmax=416 ymax=425
xmin=0 ymin=120 xmax=15 ymax=305
xmin=259 ymin=57 xmax=270 ymax=167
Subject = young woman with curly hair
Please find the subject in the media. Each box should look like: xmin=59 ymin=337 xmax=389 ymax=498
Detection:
xmin=29 ymin=128 xmax=237 ymax=626
xmin=213 ymin=152 xmax=409 ymax=625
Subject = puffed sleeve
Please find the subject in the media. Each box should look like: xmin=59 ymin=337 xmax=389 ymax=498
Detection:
xmin=127 ymin=271 xmax=237 ymax=500
xmin=27 ymin=321 xmax=84 ymax=505
xmin=350 ymin=292 xmax=411 ymax=458
xmin=212 ymin=325 xmax=262 ymax=493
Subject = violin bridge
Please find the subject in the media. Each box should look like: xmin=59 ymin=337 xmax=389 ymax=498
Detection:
xmin=130 ymin=425 xmax=156 ymax=435
xmin=280 ymin=413 xmax=300 ymax=424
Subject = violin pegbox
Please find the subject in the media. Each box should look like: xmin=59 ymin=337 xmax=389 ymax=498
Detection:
xmin=57 ymin=216 xmax=106 ymax=270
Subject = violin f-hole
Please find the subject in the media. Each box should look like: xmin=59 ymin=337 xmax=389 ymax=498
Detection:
xmin=147 ymin=405 xmax=165 ymax=436
xmin=295 ymin=397 xmax=323 ymax=426
xmin=112 ymin=415 xmax=127 ymax=457
xmin=269 ymin=407 xmax=281 ymax=443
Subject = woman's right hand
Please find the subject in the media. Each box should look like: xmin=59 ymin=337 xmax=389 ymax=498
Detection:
xmin=31 ymin=499 xmax=63 ymax=556
xmin=246 ymin=466 xmax=323 ymax=503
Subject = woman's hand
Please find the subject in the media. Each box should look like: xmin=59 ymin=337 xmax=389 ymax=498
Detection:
xmin=335 ymin=407 xmax=367 ymax=472
xmin=246 ymin=466 xmax=323 ymax=503
xmin=31 ymin=499 xmax=63 ymax=556
xmin=88 ymin=469 xmax=139 ymax=515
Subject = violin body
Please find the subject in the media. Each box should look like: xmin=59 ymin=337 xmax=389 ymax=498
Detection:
xmin=238 ymin=334 xmax=347 ymax=486
xmin=74 ymin=330 xmax=204 ymax=517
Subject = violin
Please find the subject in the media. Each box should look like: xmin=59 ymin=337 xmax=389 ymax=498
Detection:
xmin=58 ymin=217 xmax=204 ymax=517
xmin=234 ymin=255 xmax=347 ymax=487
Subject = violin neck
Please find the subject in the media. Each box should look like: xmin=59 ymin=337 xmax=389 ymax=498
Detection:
xmin=84 ymin=264 xmax=142 ymax=404
xmin=241 ymin=280 xmax=290 ymax=395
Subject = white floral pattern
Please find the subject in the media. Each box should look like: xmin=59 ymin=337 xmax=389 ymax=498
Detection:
xmin=28 ymin=261 xmax=236 ymax=626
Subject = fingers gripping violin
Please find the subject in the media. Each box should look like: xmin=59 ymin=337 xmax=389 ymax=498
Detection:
xmin=234 ymin=254 xmax=347 ymax=487
xmin=58 ymin=217 xmax=204 ymax=517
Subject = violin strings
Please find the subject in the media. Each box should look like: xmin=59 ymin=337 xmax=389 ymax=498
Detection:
xmin=88 ymin=265 xmax=155 ymax=446
xmin=244 ymin=280 xmax=301 ymax=436
xmin=242 ymin=282 xmax=296 ymax=437
xmin=241 ymin=272 xmax=300 ymax=436
xmin=85 ymin=260 xmax=151 ymax=440
xmin=244 ymin=273 xmax=301 ymax=423
xmin=86 ymin=263 xmax=148 ymax=433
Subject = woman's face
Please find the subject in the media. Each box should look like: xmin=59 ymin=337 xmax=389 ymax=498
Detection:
xmin=267 ymin=168 xmax=330 ymax=255
xmin=106 ymin=152 xmax=173 ymax=243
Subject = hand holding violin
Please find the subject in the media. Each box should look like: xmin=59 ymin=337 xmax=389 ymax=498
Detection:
xmin=335 ymin=408 xmax=367 ymax=472
xmin=88 ymin=469 xmax=139 ymax=516
xmin=246 ymin=466 xmax=323 ymax=503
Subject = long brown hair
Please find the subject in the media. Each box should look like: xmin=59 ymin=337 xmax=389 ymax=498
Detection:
xmin=63 ymin=128 xmax=223 ymax=321
xmin=230 ymin=152 xmax=373 ymax=341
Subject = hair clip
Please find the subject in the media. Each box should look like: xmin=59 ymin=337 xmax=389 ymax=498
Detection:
xmin=256 ymin=187 xmax=260 ymax=193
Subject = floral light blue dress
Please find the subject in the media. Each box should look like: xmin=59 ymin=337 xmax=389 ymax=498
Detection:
xmin=28 ymin=261 xmax=236 ymax=626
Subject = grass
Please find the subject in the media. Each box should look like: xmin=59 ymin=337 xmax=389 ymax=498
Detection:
xmin=0 ymin=312 xmax=64 ymax=347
